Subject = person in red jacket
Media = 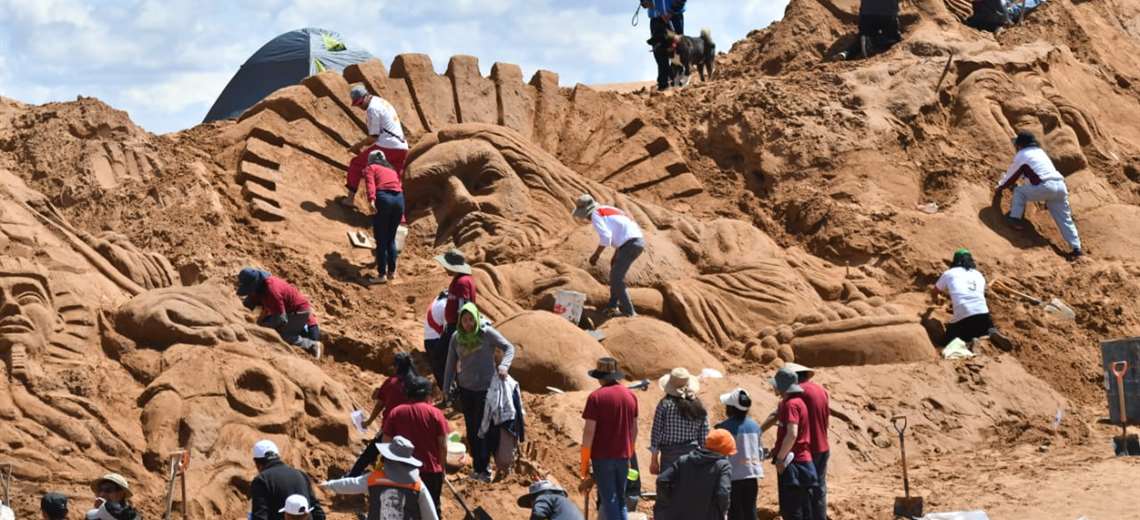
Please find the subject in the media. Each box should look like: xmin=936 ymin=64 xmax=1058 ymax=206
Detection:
xmin=434 ymin=249 xmax=476 ymax=353
xmin=362 ymin=150 xmax=404 ymax=284
xmin=236 ymin=268 xmax=322 ymax=359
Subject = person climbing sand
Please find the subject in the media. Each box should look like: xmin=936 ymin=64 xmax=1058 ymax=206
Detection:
xmin=343 ymin=86 xmax=409 ymax=209
xmin=837 ymin=0 xmax=902 ymax=60
xmin=442 ymin=303 xmax=516 ymax=483
xmin=932 ymin=249 xmax=1014 ymax=349
xmin=362 ymin=149 xmax=405 ymax=284
xmin=436 ymin=249 xmax=476 ymax=350
xmin=236 ymin=268 xmax=322 ymax=359
xmin=650 ymin=368 xmax=709 ymax=476
xmin=573 ymin=194 xmax=646 ymax=318
xmin=995 ymin=131 xmax=1083 ymax=260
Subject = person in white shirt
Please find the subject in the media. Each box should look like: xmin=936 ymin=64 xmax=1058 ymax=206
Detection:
xmin=423 ymin=291 xmax=449 ymax=390
xmin=343 ymin=85 xmax=410 ymax=209
xmin=572 ymin=194 xmax=646 ymax=317
xmin=995 ymin=131 xmax=1082 ymax=259
xmin=932 ymin=249 xmax=1012 ymax=350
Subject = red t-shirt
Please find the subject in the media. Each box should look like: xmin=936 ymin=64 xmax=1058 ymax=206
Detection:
xmin=775 ymin=395 xmax=813 ymax=463
xmin=583 ymin=383 xmax=638 ymax=460
xmin=374 ymin=376 xmax=410 ymax=425
xmin=363 ymin=164 xmax=403 ymax=202
xmin=257 ymin=276 xmax=317 ymax=325
xmin=444 ymin=275 xmax=477 ymax=325
xmin=383 ymin=401 xmax=451 ymax=474
xmin=800 ymin=380 xmax=830 ymax=454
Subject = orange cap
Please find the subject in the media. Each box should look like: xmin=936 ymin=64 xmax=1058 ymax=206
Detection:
xmin=706 ymin=428 xmax=737 ymax=457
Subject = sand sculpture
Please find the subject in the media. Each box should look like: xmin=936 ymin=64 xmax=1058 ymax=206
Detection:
xmin=401 ymin=124 xmax=935 ymax=374
xmin=0 ymin=169 xmax=353 ymax=517
xmin=214 ymin=54 xmax=701 ymax=222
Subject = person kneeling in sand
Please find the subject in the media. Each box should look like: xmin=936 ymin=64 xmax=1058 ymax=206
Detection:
xmin=931 ymin=249 xmax=1013 ymax=350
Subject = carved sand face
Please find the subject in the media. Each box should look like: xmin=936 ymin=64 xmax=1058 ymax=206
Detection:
xmin=0 ymin=275 xmax=56 ymax=353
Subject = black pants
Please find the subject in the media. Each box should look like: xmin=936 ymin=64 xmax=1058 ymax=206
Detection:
xmin=729 ymin=478 xmax=759 ymax=520
xmin=945 ymin=313 xmax=995 ymax=345
xmin=845 ymin=13 xmax=901 ymax=57
xmin=459 ymin=386 xmax=490 ymax=474
xmin=424 ymin=337 xmax=447 ymax=392
xmin=347 ymin=436 xmax=381 ymax=477
xmin=422 ymin=471 xmax=444 ymax=519
xmin=777 ymin=462 xmax=819 ymax=520
xmin=649 ymin=14 xmax=684 ymax=89
xmin=812 ymin=451 xmax=830 ymax=520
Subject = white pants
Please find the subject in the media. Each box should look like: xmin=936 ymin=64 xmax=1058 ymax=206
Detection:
xmin=1011 ymin=180 xmax=1081 ymax=251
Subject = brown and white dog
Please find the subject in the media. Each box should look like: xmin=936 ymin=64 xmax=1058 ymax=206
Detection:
xmin=665 ymin=28 xmax=716 ymax=86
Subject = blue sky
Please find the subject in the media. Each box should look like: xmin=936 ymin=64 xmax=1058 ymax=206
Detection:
xmin=0 ymin=0 xmax=788 ymax=134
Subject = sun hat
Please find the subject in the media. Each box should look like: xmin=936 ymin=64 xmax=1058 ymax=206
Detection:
xmin=587 ymin=357 xmax=625 ymax=381
xmin=769 ymin=367 xmax=803 ymax=395
xmin=378 ymin=436 xmax=423 ymax=468
xmin=516 ymin=479 xmax=569 ymax=508
xmin=252 ymin=439 xmax=280 ymax=460
xmin=782 ymin=362 xmax=815 ymax=376
xmin=278 ymin=495 xmax=313 ymax=515
xmin=41 ymin=492 xmax=69 ymax=518
xmin=705 ymin=428 xmax=738 ymax=457
xmin=90 ymin=474 xmax=132 ymax=499
xmin=367 ymin=149 xmax=387 ymax=164
xmin=572 ymin=194 xmax=598 ymax=220
xmin=659 ymin=367 xmax=700 ymax=397
xmin=719 ymin=388 xmax=752 ymax=412
xmin=434 ymin=249 xmax=472 ymax=275
xmin=349 ymin=85 xmax=369 ymax=106
xmin=1013 ymin=130 xmax=1039 ymax=149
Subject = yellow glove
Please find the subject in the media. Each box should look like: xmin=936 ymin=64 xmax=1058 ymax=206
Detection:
xmin=580 ymin=447 xmax=592 ymax=479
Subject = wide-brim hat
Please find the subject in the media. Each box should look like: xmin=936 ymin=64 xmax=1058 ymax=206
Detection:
xmin=572 ymin=194 xmax=598 ymax=220
xmin=769 ymin=367 xmax=803 ymax=395
xmin=91 ymin=474 xmax=132 ymax=499
xmin=782 ymin=362 xmax=815 ymax=376
xmin=378 ymin=436 xmax=423 ymax=468
xmin=517 ymin=480 xmax=568 ymax=508
xmin=659 ymin=367 xmax=700 ymax=396
xmin=588 ymin=357 xmax=624 ymax=381
xmin=434 ymin=249 xmax=472 ymax=275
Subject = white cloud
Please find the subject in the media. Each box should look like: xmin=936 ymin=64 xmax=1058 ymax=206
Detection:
xmin=0 ymin=0 xmax=788 ymax=133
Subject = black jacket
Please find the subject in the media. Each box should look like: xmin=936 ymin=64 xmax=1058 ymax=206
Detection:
xmin=860 ymin=0 xmax=900 ymax=16
xmin=251 ymin=458 xmax=326 ymax=520
xmin=654 ymin=448 xmax=732 ymax=520
xmin=529 ymin=493 xmax=584 ymax=520
xmin=102 ymin=501 xmax=142 ymax=520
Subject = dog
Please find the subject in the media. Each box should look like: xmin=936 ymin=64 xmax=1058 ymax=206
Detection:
xmin=664 ymin=28 xmax=716 ymax=86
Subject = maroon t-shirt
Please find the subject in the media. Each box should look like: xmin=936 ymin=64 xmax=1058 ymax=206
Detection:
xmin=800 ymin=380 xmax=830 ymax=454
xmin=383 ymin=401 xmax=451 ymax=474
xmin=444 ymin=274 xmax=476 ymax=325
xmin=374 ymin=376 xmax=409 ymax=425
xmin=583 ymin=383 xmax=638 ymax=460
xmin=776 ymin=395 xmax=813 ymax=463
xmin=256 ymin=276 xmax=317 ymax=325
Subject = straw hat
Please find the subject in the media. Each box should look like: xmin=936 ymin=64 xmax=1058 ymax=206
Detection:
xmin=90 ymin=474 xmax=132 ymax=499
xmin=434 ymin=249 xmax=472 ymax=275
xmin=572 ymin=194 xmax=598 ymax=220
xmin=659 ymin=367 xmax=700 ymax=397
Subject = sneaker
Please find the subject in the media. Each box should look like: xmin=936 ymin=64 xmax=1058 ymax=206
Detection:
xmin=387 ymin=272 xmax=398 ymax=283
xmin=364 ymin=274 xmax=387 ymax=285
xmin=1004 ymin=214 xmax=1027 ymax=230
xmin=603 ymin=307 xmax=623 ymax=318
xmin=469 ymin=471 xmax=492 ymax=483
xmin=987 ymin=329 xmax=1014 ymax=351
xmin=1067 ymin=249 xmax=1083 ymax=261
xmin=311 ymin=342 xmax=323 ymax=360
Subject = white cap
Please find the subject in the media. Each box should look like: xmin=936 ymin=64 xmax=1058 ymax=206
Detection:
xmin=278 ymin=495 xmax=313 ymax=515
xmin=252 ymin=439 xmax=279 ymax=459
xmin=719 ymin=388 xmax=752 ymax=412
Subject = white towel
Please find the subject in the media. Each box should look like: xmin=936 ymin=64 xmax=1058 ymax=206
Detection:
xmin=479 ymin=376 xmax=520 ymax=438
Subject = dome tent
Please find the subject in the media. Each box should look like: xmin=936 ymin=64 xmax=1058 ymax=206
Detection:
xmin=203 ymin=28 xmax=373 ymax=123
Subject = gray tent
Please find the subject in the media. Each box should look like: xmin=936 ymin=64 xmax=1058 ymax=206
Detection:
xmin=203 ymin=28 xmax=373 ymax=123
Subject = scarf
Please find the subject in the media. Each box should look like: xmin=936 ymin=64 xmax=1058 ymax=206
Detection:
xmin=455 ymin=302 xmax=484 ymax=353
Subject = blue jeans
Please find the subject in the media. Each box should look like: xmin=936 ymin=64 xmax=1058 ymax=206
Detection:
xmin=608 ymin=238 xmax=645 ymax=316
xmin=593 ymin=458 xmax=630 ymax=520
xmin=373 ymin=191 xmax=405 ymax=275
xmin=813 ymin=451 xmax=830 ymax=520
xmin=1010 ymin=179 xmax=1080 ymax=251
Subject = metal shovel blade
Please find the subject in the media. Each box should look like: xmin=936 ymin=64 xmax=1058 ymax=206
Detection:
xmin=1113 ymin=434 xmax=1140 ymax=457
xmin=467 ymin=508 xmax=494 ymax=520
xmin=893 ymin=496 xmax=924 ymax=519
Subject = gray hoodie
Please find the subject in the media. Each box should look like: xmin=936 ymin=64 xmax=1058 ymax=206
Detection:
xmin=443 ymin=315 xmax=515 ymax=393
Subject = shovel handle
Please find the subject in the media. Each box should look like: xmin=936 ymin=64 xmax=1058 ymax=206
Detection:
xmin=1113 ymin=361 xmax=1129 ymax=378
xmin=891 ymin=415 xmax=908 ymax=435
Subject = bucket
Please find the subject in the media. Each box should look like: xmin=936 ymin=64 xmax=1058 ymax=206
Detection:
xmin=395 ymin=225 xmax=409 ymax=252
xmin=446 ymin=441 xmax=468 ymax=468
xmin=553 ymin=290 xmax=586 ymax=325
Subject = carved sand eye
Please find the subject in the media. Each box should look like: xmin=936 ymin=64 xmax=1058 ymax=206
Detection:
xmin=225 ymin=366 xmax=280 ymax=416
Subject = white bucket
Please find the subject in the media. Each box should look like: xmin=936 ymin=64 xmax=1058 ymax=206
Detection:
xmin=554 ymin=290 xmax=586 ymax=325
xmin=395 ymin=225 xmax=409 ymax=252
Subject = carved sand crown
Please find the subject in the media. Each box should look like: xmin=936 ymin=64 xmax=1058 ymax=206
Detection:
xmin=225 ymin=54 xmax=700 ymax=221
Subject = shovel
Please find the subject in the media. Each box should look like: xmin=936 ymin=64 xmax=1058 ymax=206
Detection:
xmin=891 ymin=416 xmax=924 ymax=519
xmin=444 ymin=476 xmax=494 ymax=520
xmin=1110 ymin=361 xmax=1140 ymax=456
xmin=992 ymin=280 xmax=1075 ymax=321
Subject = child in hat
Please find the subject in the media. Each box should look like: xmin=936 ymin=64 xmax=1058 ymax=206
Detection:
xmin=717 ymin=388 xmax=765 ymax=520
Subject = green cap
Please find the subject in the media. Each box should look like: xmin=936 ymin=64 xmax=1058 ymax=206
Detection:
xmin=955 ymin=248 xmax=970 ymax=256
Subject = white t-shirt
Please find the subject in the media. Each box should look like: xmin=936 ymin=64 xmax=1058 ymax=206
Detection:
xmin=423 ymin=296 xmax=447 ymax=340
xmin=936 ymin=267 xmax=989 ymax=323
xmin=365 ymin=96 xmax=408 ymax=150
xmin=590 ymin=206 xmax=644 ymax=248
xmin=996 ymin=147 xmax=1064 ymax=189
